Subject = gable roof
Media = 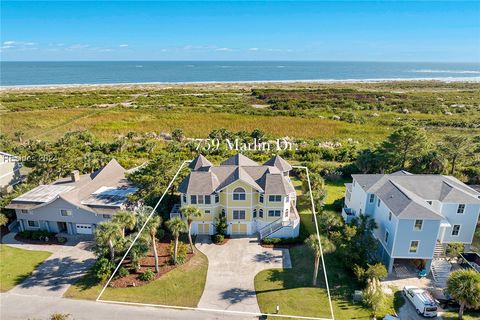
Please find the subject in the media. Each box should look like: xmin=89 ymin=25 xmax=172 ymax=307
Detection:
xmin=351 ymin=172 xmax=480 ymax=220
xmin=221 ymin=154 xmax=259 ymax=166
xmin=179 ymin=153 xmax=294 ymax=195
xmin=189 ymin=155 xmax=212 ymax=171
xmin=264 ymin=155 xmax=293 ymax=172
xmin=6 ymin=159 xmax=137 ymax=214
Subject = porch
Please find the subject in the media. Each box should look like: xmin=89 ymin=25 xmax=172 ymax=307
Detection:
xmin=341 ymin=207 xmax=356 ymax=223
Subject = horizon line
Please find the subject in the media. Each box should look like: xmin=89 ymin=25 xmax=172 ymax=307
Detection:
xmin=2 ymin=59 xmax=479 ymax=64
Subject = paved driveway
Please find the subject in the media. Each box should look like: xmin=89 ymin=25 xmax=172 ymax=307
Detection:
xmin=196 ymin=236 xmax=291 ymax=314
xmin=3 ymin=233 xmax=95 ymax=297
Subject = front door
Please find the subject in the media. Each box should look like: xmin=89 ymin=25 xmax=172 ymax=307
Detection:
xmin=57 ymin=222 xmax=67 ymax=233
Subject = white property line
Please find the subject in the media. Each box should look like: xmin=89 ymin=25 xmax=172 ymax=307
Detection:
xmin=293 ymin=165 xmax=336 ymax=320
xmin=96 ymin=159 xmax=191 ymax=301
xmin=96 ymin=160 xmax=335 ymax=320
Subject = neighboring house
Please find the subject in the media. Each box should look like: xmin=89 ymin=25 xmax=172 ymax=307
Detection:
xmin=174 ymin=154 xmax=300 ymax=239
xmin=0 ymin=152 xmax=23 ymax=193
xmin=6 ymin=159 xmax=138 ymax=237
xmin=344 ymin=171 xmax=480 ymax=274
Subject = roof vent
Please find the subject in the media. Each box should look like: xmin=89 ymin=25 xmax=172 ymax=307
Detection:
xmin=71 ymin=170 xmax=80 ymax=182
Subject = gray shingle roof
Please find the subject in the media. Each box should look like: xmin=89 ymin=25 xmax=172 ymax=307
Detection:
xmin=179 ymin=154 xmax=294 ymax=195
xmin=264 ymin=155 xmax=293 ymax=172
xmin=7 ymin=159 xmax=137 ymax=212
xmin=189 ymin=155 xmax=212 ymax=171
xmin=352 ymin=171 xmax=480 ymax=220
xmin=221 ymin=154 xmax=259 ymax=166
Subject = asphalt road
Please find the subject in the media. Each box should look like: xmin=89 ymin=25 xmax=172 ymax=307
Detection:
xmin=0 ymin=292 xmax=259 ymax=320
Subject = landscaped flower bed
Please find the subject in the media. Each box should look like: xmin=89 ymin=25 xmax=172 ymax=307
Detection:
xmin=108 ymin=237 xmax=194 ymax=288
xmin=15 ymin=230 xmax=65 ymax=245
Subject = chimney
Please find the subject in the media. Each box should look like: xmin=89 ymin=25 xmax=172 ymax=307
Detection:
xmin=71 ymin=170 xmax=80 ymax=182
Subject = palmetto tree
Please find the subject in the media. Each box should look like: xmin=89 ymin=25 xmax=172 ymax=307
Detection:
xmin=305 ymin=234 xmax=335 ymax=286
xmin=113 ymin=210 xmax=137 ymax=237
xmin=180 ymin=205 xmax=203 ymax=253
xmin=0 ymin=214 xmax=9 ymax=227
xmin=95 ymin=221 xmax=122 ymax=262
xmin=447 ymin=269 xmax=480 ymax=319
xmin=166 ymin=217 xmax=187 ymax=265
xmin=145 ymin=215 xmax=162 ymax=272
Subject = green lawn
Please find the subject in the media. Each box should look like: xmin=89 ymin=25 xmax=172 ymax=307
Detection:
xmin=0 ymin=244 xmax=52 ymax=292
xmin=64 ymin=251 xmax=208 ymax=307
xmin=255 ymin=177 xmax=400 ymax=319
xmin=441 ymin=311 xmax=480 ymax=320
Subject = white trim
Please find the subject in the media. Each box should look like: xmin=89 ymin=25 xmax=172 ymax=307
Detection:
xmin=408 ymin=240 xmax=420 ymax=254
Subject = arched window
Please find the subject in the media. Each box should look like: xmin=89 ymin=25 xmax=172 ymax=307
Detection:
xmin=253 ymin=209 xmax=257 ymax=218
xmin=259 ymin=209 xmax=264 ymax=218
xmin=233 ymin=187 xmax=246 ymax=200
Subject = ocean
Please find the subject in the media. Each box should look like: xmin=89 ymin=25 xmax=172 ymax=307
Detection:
xmin=1 ymin=61 xmax=479 ymax=86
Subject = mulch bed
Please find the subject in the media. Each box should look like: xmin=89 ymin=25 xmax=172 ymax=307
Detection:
xmin=109 ymin=238 xmax=194 ymax=288
xmin=212 ymin=235 xmax=231 ymax=246
xmin=14 ymin=234 xmax=65 ymax=245
xmin=259 ymin=242 xmax=302 ymax=249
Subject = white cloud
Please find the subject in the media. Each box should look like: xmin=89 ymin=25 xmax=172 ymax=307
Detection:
xmin=119 ymin=44 xmax=129 ymax=47
xmin=249 ymin=47 xmax=259 ymax=51
xmin=215 ymin=47 xmax=232 ymax=52
xmin=3 ymin=41 xmax=15 ymax=45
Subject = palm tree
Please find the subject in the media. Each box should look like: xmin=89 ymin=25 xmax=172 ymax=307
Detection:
xmin=113 ymin=210 xmax=137 ymax=237
xmin=305 ymin=234 xmax=335 ymax=286
xmin=180 ymin=205 xmax=203 ymax=253
xmin=447 ymin=269 xmax=480 ymax=319
xmin=0 ymin=214 xmax=9 ymax=227
xmin=166 ymin=217 xmax=187 ymax=265
xmin=95 ymin=221 xmax=122 ymax=262
xmin=145 ymin=215 xmax=162 ymax=272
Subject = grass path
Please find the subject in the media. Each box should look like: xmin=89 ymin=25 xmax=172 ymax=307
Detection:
xmin=64 ymin=250 xmax=208 ymax=307
xmin=0 ymin=244 xmax=52 ymax=292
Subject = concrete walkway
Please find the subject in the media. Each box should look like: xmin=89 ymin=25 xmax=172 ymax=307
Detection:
xmin=2 ymin=232 xmax=95 ymax=297
xmin=0 ymin=292 xmax=256 ymax=320
xmin=196 ymin=236 xmax=291 ymax=314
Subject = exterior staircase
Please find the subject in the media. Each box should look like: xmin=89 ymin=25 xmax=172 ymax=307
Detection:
xmin=434 ymin=241 xmax=446 ymax=258
xmin=431 ymin=259 xmax=452 ymax=288
xmin=259 ymin=219 xmax=287 ymax=239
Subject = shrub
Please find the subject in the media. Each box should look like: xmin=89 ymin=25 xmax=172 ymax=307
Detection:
xmin=50 ymin=313 xmax=72 ymax=320
xmin=213 ymin=234 xmax=224 ymax=244
xmin=262 ymin=237 xmax=300 ymax=245
xmin=138 ymin=269 xmax=155 ymax=281
xmin=57 ymin=237 xmax=67 ymax=244
xmin=214 ymin=215 xmax=228 ymax=236
xmin=117 ymin=266 xmax=130 ymax=278
xmin=156 ymin=228 xmax=165 ymax=240
xmin=354 ymin=263 xmax=388 ymax=284
xmin=332 ymin=197 xmax=345 ymax=212
xmin=92 ymin=257 xmax=114 ymax=283
xmin=169 ymin=241 xmax=188 ymax=265
xmin=446 ymin=242 xmax=464 ymax=258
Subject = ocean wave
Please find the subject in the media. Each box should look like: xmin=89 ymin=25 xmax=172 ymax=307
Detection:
xmin=410 ymin=69 xmax=480 ymax=74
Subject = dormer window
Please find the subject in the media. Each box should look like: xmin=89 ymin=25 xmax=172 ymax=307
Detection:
xmin=457 ymin=204 xmax=465 ymax=214
xmin=233 ymin=188 xmax=246 ymax=201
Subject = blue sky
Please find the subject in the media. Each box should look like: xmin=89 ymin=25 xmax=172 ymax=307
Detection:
xmin=1 ymin=1 xmax=479 ymax=62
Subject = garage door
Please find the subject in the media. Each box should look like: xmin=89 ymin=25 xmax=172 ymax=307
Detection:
xmin=197 ymin=223 xmax=210 ymax=235
xmin=231 ymin=224 xmax=247 ymax=235
xmin=76 ymin=224 xmax=93 ymax=234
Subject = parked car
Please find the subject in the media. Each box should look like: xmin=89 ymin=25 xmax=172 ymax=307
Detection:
xmin=403 ymin=286 xmax=438 ymax=317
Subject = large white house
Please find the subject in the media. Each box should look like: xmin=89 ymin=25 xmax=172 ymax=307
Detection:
xmin=344 ymin=171 xmax=480 ymax=274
